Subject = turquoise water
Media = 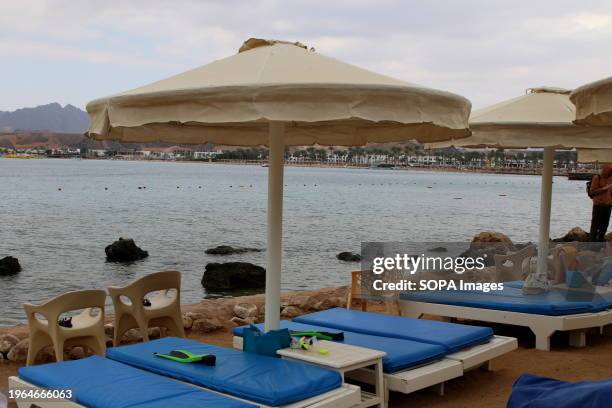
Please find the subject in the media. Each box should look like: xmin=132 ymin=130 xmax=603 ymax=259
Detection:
xmin=0 ymin=159 xmax=589 ymax=325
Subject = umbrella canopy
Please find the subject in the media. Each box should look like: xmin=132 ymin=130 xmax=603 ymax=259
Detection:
xmin=427 ymin=87 xmax=612 ymax=282
xmin=86 ymin=38 xmax=471 ymax=330
xmin=429 ymin=87 xmax=610 ymax=149
xmin=88 ymin=38 xmax=470 ymax=146
xmin=571 ymin=76 xmax=612 ymax=126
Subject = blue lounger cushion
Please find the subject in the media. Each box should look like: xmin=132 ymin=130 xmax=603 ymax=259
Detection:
xmin=507 ymin=373 xmax=612 ymax=408
xmin=293 ymin=308 xmax=493 ymax=352
xmin=400 ymin=285 xmax=612 ymax=316
xmin=18 ymin=355 xmax=255 ymax=408
xmin=107 ymin=337 xmax=342 ymax=406
xmin=233 ymin=321 xmax=446 ymax=374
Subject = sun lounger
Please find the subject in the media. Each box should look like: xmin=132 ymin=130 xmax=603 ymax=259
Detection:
xmin=106 ymin=337 xmax=360 ymax=407
xmin=507 ymin=373 xmax=612 ymax=408
xmin=233 ymin=321 xmax=447 ymax=374
xmin=293 ymin=308 xmax=495 ymax=352
xmin=10 ymin=355 xmax=256 ymax=408
xmin=233 ymin=312 xmax=516 ymax=397
xmin=400 ymin=286 xmax=612 ymax=351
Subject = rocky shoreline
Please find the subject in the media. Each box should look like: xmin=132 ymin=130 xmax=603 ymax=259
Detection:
xmin=0 ymin=286 xmax=348 ymax=365
xmin=1 ymin=226 xmax=604 ymax=365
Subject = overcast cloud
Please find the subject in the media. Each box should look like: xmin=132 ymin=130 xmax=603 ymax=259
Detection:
xmin=1 ymin=0 xmax=612 ymax=111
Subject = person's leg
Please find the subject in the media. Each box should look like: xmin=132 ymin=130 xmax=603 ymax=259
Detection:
xmin=590 ymin=204 xmax=599 ymax=241
xmin=598 ymin=205 xmax=612 ymax=242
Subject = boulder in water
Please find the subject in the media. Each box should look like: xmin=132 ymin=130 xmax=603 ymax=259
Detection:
xmin=461 ymin=231 xmax=516 ymax=267
xmin=201 ymin=262 xmax=265 ymax=291
xmin=0 ymin=256 xmax=21 ymax=276
xmin=428 ymin=246 xmax=448 ymax=252
xmin=336 ymin=252 xmax=361 ymax=262
xmin=205 ymin=245 xmax=262 ymax=255
xmin=105 ymin=238 xmax=149 ymax=262
xmin=553 ymin=227 xmax=590 ymax=243
xmin=472 ymin=231 xmax=513 ymax=247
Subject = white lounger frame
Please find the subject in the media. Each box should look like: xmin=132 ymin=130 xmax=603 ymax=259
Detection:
xmin=400 ymin=299 xmax=612 ymax=351
xmin=9 ymin=375 xmax=361 ymax=408
xmin=233 ymin=334 xmax=517 ymax=398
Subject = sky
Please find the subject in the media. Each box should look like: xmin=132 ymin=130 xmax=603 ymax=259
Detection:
xmin=1 ymin=0 xmax=612 ymax=112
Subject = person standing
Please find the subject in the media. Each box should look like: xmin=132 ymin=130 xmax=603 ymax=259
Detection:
xmin=589 ymin=164 xmax=612 ymax=242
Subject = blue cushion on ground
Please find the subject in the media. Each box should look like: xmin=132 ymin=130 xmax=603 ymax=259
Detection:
xmin=401 ymin=285 xmax=611 ymax=316
xmin=293 ymin=308 xmax=493 ymax=352
xmin=233 ymin=321 xmax=446 ymax=373
xmin=107 ymin=337 xmax=342 ymax=406
xmin=507 ymin=373 xmax=612 ymax=408
xmin=18 ymin=355 xmax=255 ymax=408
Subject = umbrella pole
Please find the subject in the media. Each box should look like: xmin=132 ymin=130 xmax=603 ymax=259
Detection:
xmin=265 ymin=121 xmax=285 ymax=331
xmin=536 ymin=147 xmax=554 ymax=277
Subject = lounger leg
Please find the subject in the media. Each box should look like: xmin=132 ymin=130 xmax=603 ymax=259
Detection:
xmin=532 ymin=328 xmax=554 ymax=351
xmin=374 ymin=360 xmax=385 ymax=408
xmin=431 ymin=382 xmax=445 ymax=396
xmin=480 ymin=360 xmax=493 ymax=372
xmin=569 ymin=330 xmax=587 ymax=348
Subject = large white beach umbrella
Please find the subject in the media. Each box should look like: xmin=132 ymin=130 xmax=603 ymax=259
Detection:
xmin=571 ymin=76 xmax=612 ymax=126
xmin=86 ymin=38 xmax=471 ymax=330
xmin=428 ymin=87 xmax=612 ymax=279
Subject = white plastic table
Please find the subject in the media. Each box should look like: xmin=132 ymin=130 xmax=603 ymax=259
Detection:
xmin=277 ymin=340 xmax=387 ymax=408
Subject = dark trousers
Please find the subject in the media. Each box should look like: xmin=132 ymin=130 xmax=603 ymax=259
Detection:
xmin=590 ymin=204 xmax=611 ymax=242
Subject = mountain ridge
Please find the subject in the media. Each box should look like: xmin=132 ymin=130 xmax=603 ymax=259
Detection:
xmin=0 ymin=103 xmax=90 ymax=134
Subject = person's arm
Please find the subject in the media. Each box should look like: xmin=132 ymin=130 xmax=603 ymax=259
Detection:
xmin=590 ymin=175 xmax=609 ymax=195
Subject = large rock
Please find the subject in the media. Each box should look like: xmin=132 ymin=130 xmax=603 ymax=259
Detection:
xmin=472 ymin=231 xmax=513 ymax=246
xmin=281 ymin=306 xmax=303 ymax=318
xmin=205 ymin=245 xmax=262 ymax=255
xmin=0 ymin=334 xmax=19 ymax=356
xmin=68 ymin=346 xmax=86 ymax=360
xmin=336 ymin=252 xmax=361 ymax=262
xmin=201 ymin=262 xmax=265 ymax=291
xmin=192 ymin=318 xmax=223 ymax=333
xmin=182 ymin=315 xmax=194 ymax=330
xmin=554 ymin=227 xmax=590 ymax=243
xmin=0 ymin=256 xmax=21 ymax=276
xmin=462 ymin=231 xmax=515 ymax=266
xmin=105 ymin=238 xmax=149 ymax=262
xmin=233 ymin=303 xmax=258 ymax=319
xmin=7 ymin=338 xmax=29 ymax=362
xmin=230 ymin=316 xmax=257 ymax=327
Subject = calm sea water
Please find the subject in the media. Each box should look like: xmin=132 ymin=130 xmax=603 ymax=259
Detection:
xmin=0 ymin=159 xmax=589 ymax=326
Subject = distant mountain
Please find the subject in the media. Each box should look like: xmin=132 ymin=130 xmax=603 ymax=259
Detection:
xmin=0 ymin=103 xmax=89 ymax=134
